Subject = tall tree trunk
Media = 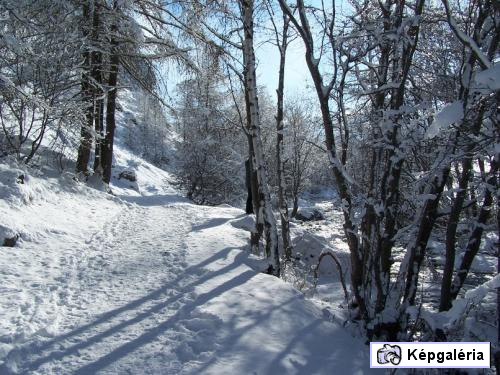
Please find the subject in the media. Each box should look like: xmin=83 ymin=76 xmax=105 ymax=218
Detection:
xmin=496 ymin=185 xmax=500 ymax=373
xmin=439 ymin=104 xmax=486 ymax=310
xmin=439 ymin=159 xmax=472 ymax=311
xmin=91 ymin=0 xmax=104 ymax=175
xmin=245 ymin=158 xmax=253 ymax=214
xmin=93 ymin=88 xmax=105 ymax=173
xmin=374 ymin=0 xmax=425 ymax=316
xmin=92 ymin=63 xmax=104 ymax=173
xmin=438 ymin=0 xmax=496 ymax=308
xmin=246 ymin=109 xmax=263 ymax=253
xmin=291 ymin=194 xmax=298 ymax=218
xmin=75 ymin=1 xmax=93 ymax=176
xmin=279 ymin=0 xmax=366 ymax=318
xmin=402 ymin=167 xmax=450 ymax=306
xmin=241 ymin=0 xmax=280 ymax=276
xmin=449 ymin=165 xmax=496 ymax=300
xmin=275 ymin=14 xmax=292 ymax=261
xmin=101 ymin=0 xmax=119 ymax=185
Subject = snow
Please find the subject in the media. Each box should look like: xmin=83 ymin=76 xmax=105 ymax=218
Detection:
xmin=432 ymin=274 xmax=500 ymax=335
xmin=425 ymin=65 xmax=499 ymax=139
xmin=230 ymin=214 xmax=256 ymax=232
xmin=426 ymin=101 xmax=464 ymax=139
xmin=463 ymin=273 xmax=500 ymax=300
xmin=0 ymin=151 xmax=374 ymax=373
xmin=474 ymin=63 xmax=500 ymax=91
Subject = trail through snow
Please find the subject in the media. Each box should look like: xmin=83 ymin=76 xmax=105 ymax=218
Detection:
xmin=1 ymin=177 xmax=373 ymax=374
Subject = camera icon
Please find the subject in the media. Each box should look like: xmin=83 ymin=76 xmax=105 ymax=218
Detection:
xmin=377 ymin=344 xmax=402 ymax=365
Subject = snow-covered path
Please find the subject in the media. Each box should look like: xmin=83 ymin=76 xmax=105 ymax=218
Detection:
xmin=2 ymin=189 xmax=373 ymax=374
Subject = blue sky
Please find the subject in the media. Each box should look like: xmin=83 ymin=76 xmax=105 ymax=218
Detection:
xmin=255 ymin=35 xmax=311 ymax=97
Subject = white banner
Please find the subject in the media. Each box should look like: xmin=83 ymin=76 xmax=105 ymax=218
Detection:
xmin=370 ymin=342 xmax=490 ymax=369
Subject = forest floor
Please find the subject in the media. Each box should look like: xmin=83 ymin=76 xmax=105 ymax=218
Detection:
xmin=0 ymin=145 xmax=376 ymax=374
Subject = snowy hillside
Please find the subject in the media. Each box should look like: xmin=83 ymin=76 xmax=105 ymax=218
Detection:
xmin=0 ymin=107 xmax=375 ymax=374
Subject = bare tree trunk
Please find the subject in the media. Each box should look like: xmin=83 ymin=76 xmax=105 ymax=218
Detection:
xmin=402 ymin=167 xmax=450 ymax=306
xmin=91 ymin=0 xmax=104 ymax=175
xmin=278 ymin=0 xmax=366 ymax=318
xmin=93 ymin=90 xmax=104 ymax=173
xmin=439 ymin=105 xmax=485 ymax=310
xmin=75 ymin=1 xmax=93 ymax=176
xmin=374 ymin=0 xmax=425 ymax=316
xmin=439 ymin=0 xmax=497 ymax=310
xmin=241 ymin=0 xmax=280 ymax=276
xmin=246 ymin=108 xmax=263 ymax=253
xmin=275 ymin=14 xmax=292 ymax=261
xmin=291 ymin=195 xmax=298 ymax=218
xmin=496 ymin=187 xmax=500 ymax=374
xmin=245 ymin=158 xmax=254 ymax=214
xmin=439 ymin=159 xmax=472 ymax=311
xmin=449 ymin=166 xmax=496 ymax=300
xmin=101 ymin=0 xmax=119 ymax=185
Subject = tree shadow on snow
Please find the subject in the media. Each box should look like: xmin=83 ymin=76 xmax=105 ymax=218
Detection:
xmin=265 ymin=320 xmax=370 ymax=374
xmin=185 ymin=292 xmax=371 ymax=375
xmin=73 ymin=269 xmax=256 ymax=374
xmin=191 ymin=217 xmax=234 ymax=232
xmin=14 ymin=247 xmax=251 ymax=374
xmin=117 ymin=193 xmax=189 ymax=206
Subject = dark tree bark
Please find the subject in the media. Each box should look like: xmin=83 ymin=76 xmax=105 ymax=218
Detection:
xmin=75 ymin=2 xmax=94 ymax=176
xmin=374 ymin=0 xmax=425 ymax=315
xmin=449 ymin=167 xmax=496 ymax=300
xmin=291 ymin=195 xmax=298 ymax=218
xmin=497 ymin=187 xmax=499 ymax=369
xmin=246 ymin=109 xmax=263 ymax=251
xmin=439 ymin=106 xmax=486 ymax=311
xmin=439 ymin=159 xmax=472 ymax=311
xmin=439 ymin=0 xmax=498 ymax=311
xmin=274 ymin=13 xmax=292 ymax=261
xmin=245 ymin=158 xmax=253 ymax=214
xmin=101 ymin=0 xmax=119 ymax=185
xmin=91 ymin=0 xmax=105 ymax=175
xmin=279 ymin=0 xmax=428 ymax=335
xmin=279 ymin=0 xmax=366 ymax=318
xmin=403 ymin=167 xmax=450 ymax=306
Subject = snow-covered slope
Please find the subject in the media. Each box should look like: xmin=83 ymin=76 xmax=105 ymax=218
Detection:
xmin=0 ymin=155 xmax=374 ymax=374
xmin=0 ymin=91 xmax=375 ymax=374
